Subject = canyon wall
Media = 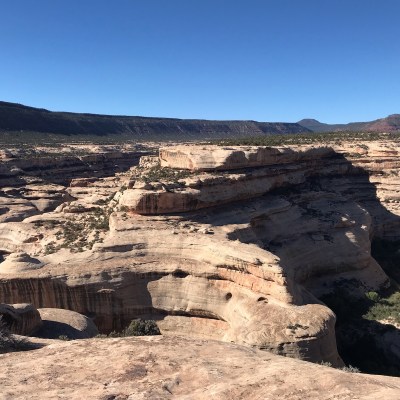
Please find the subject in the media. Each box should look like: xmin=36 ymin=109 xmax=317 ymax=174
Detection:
xmin=1 ymin=141 xmax=400 ymax=366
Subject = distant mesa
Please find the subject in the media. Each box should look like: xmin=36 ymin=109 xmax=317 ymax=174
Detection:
xmin=1 ymin=100 xmax=398 ymax=140
xmin=0 ymin=101 xmax=309 ymax=140
xmin=298 ymin=114 xmax=400 ymax=133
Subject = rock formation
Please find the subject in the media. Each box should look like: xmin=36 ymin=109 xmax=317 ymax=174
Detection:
xmin=0 ymin=140 xmax=400 ymax=368
xmin=34 ymin=308 xmax=99 ymax=339
xmin=0 ymin=302 xmax=98 ymax=339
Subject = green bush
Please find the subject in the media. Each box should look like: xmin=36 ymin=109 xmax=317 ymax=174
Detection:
xmin=123 ymin=319 xmax=161 ymax=336
xmin=364 ymin=291 xmax=400 ymax=323
xmin=107 ymin=319 xmax=161 ymax=337
xmin=365 ymin=291 xmax=380 ymax=302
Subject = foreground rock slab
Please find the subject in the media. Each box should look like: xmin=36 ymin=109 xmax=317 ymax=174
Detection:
xmin=1 ymin=336 xmax=399 ymax=400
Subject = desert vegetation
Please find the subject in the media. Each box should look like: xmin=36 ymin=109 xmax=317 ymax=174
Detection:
xmin=321 ymin=278 xmax=400 ymax=376
xmin=98 ymin=319 xmax=161 ymax=338
xmin=43 ymin=207 xmax=112 ymax=254
xmin=137 ymin=164 xmax=194 ymax=183
xmin=213 ymin=131 xmax=400 ymax=146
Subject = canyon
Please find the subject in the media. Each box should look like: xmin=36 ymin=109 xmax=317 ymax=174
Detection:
xmin=1 ymin=136 xmax=400 ymax=395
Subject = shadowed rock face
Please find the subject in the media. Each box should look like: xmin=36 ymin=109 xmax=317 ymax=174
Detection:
xmin=0 ymin=302 xmax=98 ymax=339
xmin=0 ymin=141 xmax=400 ymax=367
xmin=34 ymin=308 xmax=99 ymax=339
xmin=0 ymin=303 xmax=42 ymax=335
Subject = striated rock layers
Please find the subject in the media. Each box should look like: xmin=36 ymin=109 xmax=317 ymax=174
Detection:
xmin=1 ymin=141 xmax=400 ymax=366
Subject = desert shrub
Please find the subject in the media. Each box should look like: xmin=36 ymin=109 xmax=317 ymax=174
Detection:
xmin=107 ymin=319 xmax=161 ymax=337
xmin=364 ymin=291 xmax=400 ymax=323
xmin=341 ymin=365 xmax=360 ymax=373
xmin=319 ymin=361 xmax=359 ymax=373
xmin=45 ymin=207 xmax=111 ymax=255
xmin=318 ymin=361 xmax=332 ymax=367
xmin=122 ymin=319 xmax=161 ymax=336
xmin=138 ymin=165 xmax=192 ymax=183
xmin=212 ymin=131 xmax=395 ymax=147
xmin=321 ymin=280 xmax=400 ymax=376
xmin=365 ymin=291 xmax=380 ymax=302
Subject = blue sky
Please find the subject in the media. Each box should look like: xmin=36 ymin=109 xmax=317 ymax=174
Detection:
xmin=1 ymin=0 xmax=399 ymax=123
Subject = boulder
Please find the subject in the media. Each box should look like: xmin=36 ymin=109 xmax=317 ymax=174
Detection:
xmin=34 ymin=308 xmax=99 ymax=339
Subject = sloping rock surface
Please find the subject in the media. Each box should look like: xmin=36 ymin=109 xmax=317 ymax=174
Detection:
xmin=1 ymin=336 xmax=400 ymax=400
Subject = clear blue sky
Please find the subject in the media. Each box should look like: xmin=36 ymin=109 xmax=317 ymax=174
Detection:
xmin=1 ymin=0 xmax=399 ymax=123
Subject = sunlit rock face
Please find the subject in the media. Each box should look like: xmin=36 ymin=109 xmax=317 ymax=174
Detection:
xmin=3 ymin=336 xmax=400 ymax=399
xmin=1 ymin=141 xmax=400 ymax=366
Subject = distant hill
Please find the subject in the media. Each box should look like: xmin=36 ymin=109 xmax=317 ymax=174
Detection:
xmin=298 ymin=115 xmax=400 ymax=133
xmin=0 ymin=101 xmax=310 ymax=140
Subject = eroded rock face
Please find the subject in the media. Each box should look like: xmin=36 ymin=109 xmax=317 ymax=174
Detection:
xmin=160 ymin=145 xmax=334 ymax=170
xmin=1 ymin=336 xmax=400 ymax=400
xmin=1 ymin=141 xmax=400 ymax=367
xmin=123 ymin=146 xmax=338 ymax=214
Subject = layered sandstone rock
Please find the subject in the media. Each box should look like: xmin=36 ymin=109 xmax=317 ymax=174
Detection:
xmin=121 ymin=147 xmax=343 ymax=214
xmin=159 ymin=145 xmax=334 ymax=170
xmin=1 ymin=141 xmax=400 ymax=368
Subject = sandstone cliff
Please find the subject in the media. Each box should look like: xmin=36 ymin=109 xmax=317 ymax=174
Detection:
xmin=0 ymin=141 xmax=400 ymax=368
